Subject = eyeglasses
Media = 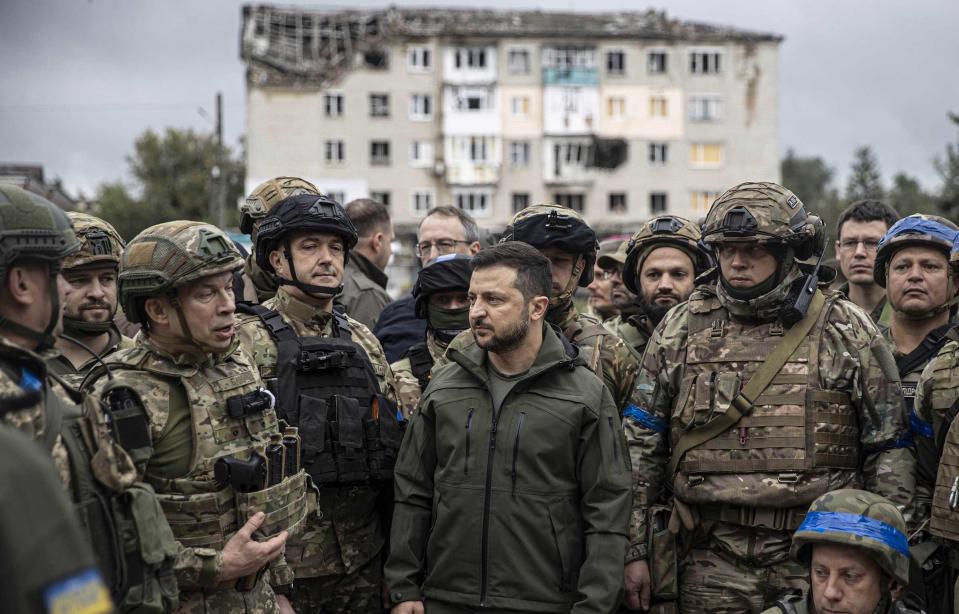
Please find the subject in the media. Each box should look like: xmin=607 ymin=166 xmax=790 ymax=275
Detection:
xmin=415 ymin=239 xmax=471 ymax=257
xmin=838 ymin=239 xmax=881 ymax=252
xmin=599 ymin=269 xmax=623 ymax=281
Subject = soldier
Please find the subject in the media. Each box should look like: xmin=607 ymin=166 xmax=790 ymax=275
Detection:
xmin=83 ymin=221 xmax=312 ymax=613
xmin=0 ymin=183 xmax=179 ymax=611
xmin=623 ymin=182 xmax=914 ymax=612
xmin=763 ymin=490 xmax=918 ymax=614
xmin=47 ymin=212 xmax=133 ymax=386
xmin=391 ymin=254 xmax=471 ymax=413
xmin=588 ymin=238 xmax=623 ymax=320
xmin=239 ymin=176 xmax=323 ymax=303
xmin=236 ymin=194 xmax=403 ymax=613
xmin=607 ymin=216 xmax=711 ymax=361
xmin=834 ymin=200 xmax=901 ymax=326
xmin=341 ymin=198 xmax=394 ymax=329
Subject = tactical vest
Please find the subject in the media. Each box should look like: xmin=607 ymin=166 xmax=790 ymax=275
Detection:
xmin=405 ymin=342 xmax=434 ymax=392
xmin=896 ymin=324 xmax=954 ymax=416
xmin=927 ymin=346 xmax=959 ymax=542
xmin=238 ymin=303 xmax=401 ymax=486
xmin=561 ymin=316 xmax=610 ymax=378
xmin=100 ymin=346 xmax=313 ymax=555
xmin=672 ymin=291 xmax=859 ymax=512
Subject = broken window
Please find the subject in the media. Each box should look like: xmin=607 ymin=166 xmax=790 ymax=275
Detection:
xmin=370 ymin=140 xmax=391 ymax=165
xmin=608 ymin=193 xmax=627 ymax=214
xmin=454 ymin=88 xmax=491 ymax=112
xmin=554 ymin=193 xmax=585 ymax=213
xmin=647 ymin=51 xmax=668 ymax=75
xmin=512 ymin=192 xmax=530 ymax=213
xmin=324 ymin=140 xmax=345 ymax=163
xmin=369 ymin=93 xmax=390 ymax=117
xmin=410 ymin=94 xmax=432 ymax=119
xmin=606 ymin=50 xmax=625 ymax=75
xmin=324 ymin=93 xmax=344 ymax=118
xmin=649 ymin=143 xmax=668 ymax=165
xmin=364 ymin=49 xmax=389 ymax=69
xmin=690 ymin=51 xmax=721 ymax=74
xmin=508 ymin=48 xmax=530 ymax=74
xmin=650 ymin=192 xmax=668 ymax=213
xmin=408 ymin=46 xmax=432 ymax=71
xmin=589 ymin=138 xmax=628 ymax=170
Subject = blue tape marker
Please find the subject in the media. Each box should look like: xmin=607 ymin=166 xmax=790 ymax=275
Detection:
xmin=797 ymin=511 xmax=909 ymax=557
xmin=910 ymin=410 xmax=933 ymax=439
xmin=624 ymin=404 xmax=667 ymax=434
xmin=19 ymin=367 xmax=41 ymax=392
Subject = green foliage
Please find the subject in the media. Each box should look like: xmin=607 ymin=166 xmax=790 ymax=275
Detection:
xmin=937 ymin=113 xmax=959 ymax=219
xmin=91 ymin=128 xmax=244 ymax=241
xmin=887 ymin=172 xmax=937 ymax=217
xmin=780 ymin=149 xmax=842 ymax=252
xmin=845 ymin=146 xmax=885 ymax=202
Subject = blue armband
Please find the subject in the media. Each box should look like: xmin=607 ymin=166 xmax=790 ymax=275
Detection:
xmin=909 ymin=409 xmax=933 ymax=439
xmin=624 ymin=404 xmax=666 ymax=434
xmin=19 ymin=367 xmax=41 ymax=392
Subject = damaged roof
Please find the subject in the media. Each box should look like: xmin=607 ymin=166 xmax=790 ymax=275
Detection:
xmin=241 ymin=4 xmax=782 ymax=87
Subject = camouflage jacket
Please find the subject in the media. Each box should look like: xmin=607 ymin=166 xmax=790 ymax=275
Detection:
xmin=236 ymin=287 xmax=398 ymax=578
xmin=0 ymin=334 xmax=77 ymax=488
xmin=624 ymin=281 xmax=914 ymax=563
xmin=838 ymin=281 xmax=893 ymax=328
xmin=390 ymin=331 xmax=445 ymax=417
xmin=604 ymin=313 xmax=654 ymax=363
xmin=46 ymin=324 xmax=134 ymax=388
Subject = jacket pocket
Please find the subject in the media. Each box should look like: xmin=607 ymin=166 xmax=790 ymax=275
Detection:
xmin=547 ymin=499 xmax=582 ymax=593
xmin=464 ymin=408 xmax=474 ymax=476
xmin=510 ymin=412 xmax=526 ymax=494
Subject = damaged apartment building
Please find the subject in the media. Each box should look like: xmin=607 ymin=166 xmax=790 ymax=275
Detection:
xmin=240 ymin=5 xmax=782 ymax=232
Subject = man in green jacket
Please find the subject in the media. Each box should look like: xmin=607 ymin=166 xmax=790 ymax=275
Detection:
xmin=385 ymin=241 xmax=632 ymax=614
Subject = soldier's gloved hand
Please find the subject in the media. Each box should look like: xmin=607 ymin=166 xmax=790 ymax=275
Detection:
xmin=624 ymin=560 xmax=651 ymax=611
xmin=218 ymin=512 xmax=289 ymax=582
xmin=392 ymin=600 xmax=425 ymax=614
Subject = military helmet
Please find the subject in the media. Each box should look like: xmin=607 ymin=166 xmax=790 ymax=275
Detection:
xmin=501 ymin=204 xmax=599 ymax=287
xmin=240 ymin=176 xmax=322 ymax=240
xmin=413 ymin=254 xmax=472 ymax=319
xmin=791 ymin=489 xmax=910 ymax=586
xmin=623 ymin=216 xmax=711 ymax=295
xmin=63 ymin=212 xmax=125 ymax=271
xmin=119 ymin=221 xmax=244 ymax=324
xmin=702 ymin=182 xmax=825 ymax=260
xmin=254 ymin=194 xmax=358 ymax=275
xmin=0 ymin=183 xmax=80 ymax=280
xmin=873 ymin=214 xmax=959 ymax=288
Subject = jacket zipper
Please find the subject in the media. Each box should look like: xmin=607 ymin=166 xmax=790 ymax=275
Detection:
xmin=608 ymin=416 xmax=619 ymax=466
xmin=480 ymin=411 xmax=498 ymax=606
xmin=511 ymin=412 xmax=526 ymax=495
xmin=464 ymin=408 xmax=474 ymax=475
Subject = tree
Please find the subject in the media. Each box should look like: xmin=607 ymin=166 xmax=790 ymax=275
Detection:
xmin=887 ymin=172 xmax=937 ymax=217
xmin=936 ymin=113 xmax=959 ymax=220
xmin=92 ymin=127 xmax=244 ymax=240
xmin=781 ymin=149 xmax=842 ymax=249
xmin=845 ymin=146 xmax=884 ymax=202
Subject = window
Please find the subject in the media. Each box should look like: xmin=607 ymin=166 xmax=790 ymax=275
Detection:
xmin=408 ymin=46 xmax=432 ymax=71
xmin=544 ymin=47 xmax=596 ymax=69
xmin=454 ymin=47 xmax=487 ymax=69
xmin=450 ymin=136 xmax=494 ymax=163
xmin=454 ymin=191 xmax=491 ymax=216
xmin=409 ymin=140 xmax=434 ymax=167
xmin=324 ymin=93 xmax=343 ymax=118
xmin=690 ymin=51 xmax=721 ymax=74
xmin=608 ymin=192 xmax=627 ymax=214
xmin=370 ymin=141 xmax=391 ymax=165
xmin=606 ymin=96 xmax=625 ymax=118
xmin=469 ymin=137 xmax=488 ymax=162
xmin=647 ymin=51 xmax=667 ymax=74
xmin=649 ymin=96 xmax=668 ymax=118
xmin=650 ymin=192 xmax=668 ymax=213
xmin=689 ymin=96 xmax=722 ymax=122
xmin=454 ymin=88 xmax=491 ymax=112
xmin=606 ymin=50 xmax=625 ymax=75
xmin=509 ymin=141 xmax=530 ymax=166
xmin=649 ymin=143 xmax=668 ymax=165
xmin=410 ymin=94 xmax=432 ymax=120
xmin=412 ymin=189 xmax=434 ymax=213
xmin=370 ymin=191 xmax=391 ymax=207
xmin=512 ymin=192 xmax=530 ymax=213
xmin=554 ymin=193 xmax=585 ymax=213
xmin=324 ymin=139 xmax=344 ymax=164
xmin=690 ymin=191 xmax=720 ymax=213
xmin=510 ymin=96 xmax=530 ymax=117
xmin=327 ymin=191 xmax=346 ymax=205
xmin=369 ymin=94 xmax=389 ymax=117
xmin=508 ymin=48 xmax=530 ymax=74
xmin=363 ymin=50 xmax=389 ymax=69
xmin=690 ymin=143 xmax=723 ymax=167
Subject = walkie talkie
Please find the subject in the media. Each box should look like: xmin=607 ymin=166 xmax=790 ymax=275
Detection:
xmin=781 ymin=250 xmax=824 ymax=327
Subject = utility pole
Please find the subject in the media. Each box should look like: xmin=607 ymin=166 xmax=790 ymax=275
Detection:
xmin=210 ymin=92 xmax=227 ymax=228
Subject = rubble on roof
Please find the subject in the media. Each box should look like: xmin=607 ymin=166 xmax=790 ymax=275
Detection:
xmin=240 ymin=4 xmax=781 ymax=88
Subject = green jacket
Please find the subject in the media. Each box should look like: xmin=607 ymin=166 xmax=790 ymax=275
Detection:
xmin=385 ymin=325 xmax=631 ymax=613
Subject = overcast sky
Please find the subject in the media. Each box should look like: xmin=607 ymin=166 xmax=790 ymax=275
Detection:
xmin=1 ymin=0 xmax=957 ymax=200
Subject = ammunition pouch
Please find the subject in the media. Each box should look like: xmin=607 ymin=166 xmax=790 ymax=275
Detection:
xmin=235 ymin=470 xmax=318 ymax=539
xmin=647 ymin=504 xmax=679 ymax=603
xmin=214 ymin=454 xmax=267 ymax=493
xmin=157 ymin=487 xmax=237 ymax=551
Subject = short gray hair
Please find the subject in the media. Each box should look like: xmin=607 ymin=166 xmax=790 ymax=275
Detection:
xmin=418 ymin=205 xmax=479 ymax=243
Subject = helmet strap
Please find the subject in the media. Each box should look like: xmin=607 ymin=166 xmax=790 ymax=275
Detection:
xmin=276 ymin=239 xmax=342 ymax=298
xmin=548 ymin=254 xmax=585 ymax=310
xmin=63 ymin=314 xmax=114 ymax=336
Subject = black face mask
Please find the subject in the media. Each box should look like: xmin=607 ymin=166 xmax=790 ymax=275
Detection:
xmin=427 ymin=303 xmax=470 ymax=344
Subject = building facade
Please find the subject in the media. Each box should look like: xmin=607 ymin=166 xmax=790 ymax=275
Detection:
xmin=241 ymin=6 xmax=782 ymax=233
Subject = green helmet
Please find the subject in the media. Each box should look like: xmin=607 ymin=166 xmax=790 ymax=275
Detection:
xmin=0 ymin=183 xmax=81 ymax=349
xmin=702 ymin=182 xmax=825 ymax=261
xmin=63 ymin=212 xmax=125 ymax=271
xmin=623 ymin=216 xmax=711 ymax=295
xmin=119 ymin=221 xmax=243 ymax=325
xmin=792 ymin=489 xmax=910 ymax=587
xmin=240 ymin=176 xmax=322 ymax=240
xmin=873 ymin=214 xmax=959 ymax=288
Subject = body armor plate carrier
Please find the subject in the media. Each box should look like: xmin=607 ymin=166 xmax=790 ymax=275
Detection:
xmin=239 ymin=303 xmax=401 ymax=485
xmin=406 ymin=342 xmax=434 ymax=392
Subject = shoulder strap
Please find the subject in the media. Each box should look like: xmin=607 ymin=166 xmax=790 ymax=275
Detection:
xmin=407 ymin=343 xmax=434 ymax=388
xmin=236 ymin=301 xmax=298 ymax=343
xmin=667 ymin=290 xmax=827 ymax=479
xmin=896 ymin=323 xmax=955 ymax=378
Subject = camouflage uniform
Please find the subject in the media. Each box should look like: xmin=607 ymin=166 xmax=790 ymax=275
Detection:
xmin=625 ymin=183 xmax=914 ymax=612
xmin=762 ymin=490 xmax=919 ymax=614
xmin=84 ymin=221 xmax=314 ymax=613
xmin=237 ymin=193 xmax=400 ymax=613
xmin=391 ymin=330 xmax=446 ymax=415
xmin=47 ymin=324 xmax=134 ymax=387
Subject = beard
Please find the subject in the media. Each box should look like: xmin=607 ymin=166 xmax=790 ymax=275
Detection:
xmin=473 ymin=314 xmax=530 ymax=354
xmin=638 ymin=289 xmax=682 ymax=325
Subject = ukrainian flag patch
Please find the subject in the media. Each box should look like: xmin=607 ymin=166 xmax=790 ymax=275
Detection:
xmin=43 ymin=568 xmax=112 ymax=614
